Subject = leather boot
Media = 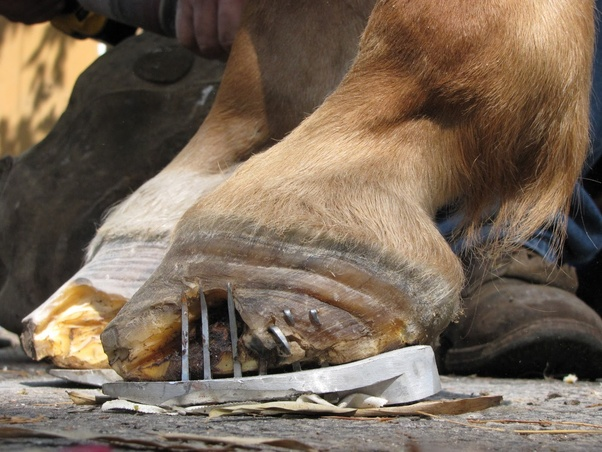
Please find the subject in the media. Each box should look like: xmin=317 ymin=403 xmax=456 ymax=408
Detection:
xmin=0 ymin=33 xmax=225 ymax=333
xmin=440 ymin=248 xmax=602 ymax=379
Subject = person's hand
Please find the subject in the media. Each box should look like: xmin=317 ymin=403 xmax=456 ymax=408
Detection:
xmin=0 ymin=0 xmax=66 ymax=25
xmin=176 ymin=0 xmax=247 ymax=59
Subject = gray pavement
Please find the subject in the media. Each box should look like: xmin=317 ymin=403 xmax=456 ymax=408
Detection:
xmin=1 ymin=340 xmax=601 ymax=451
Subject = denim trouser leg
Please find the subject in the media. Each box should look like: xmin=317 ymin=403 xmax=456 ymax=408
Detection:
xmin=559 ymin=1 xmax=602 ymax=265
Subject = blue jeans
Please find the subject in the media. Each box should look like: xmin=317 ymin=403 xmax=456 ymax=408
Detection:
xmin=439 ymin=2 xmax=602 ymax=267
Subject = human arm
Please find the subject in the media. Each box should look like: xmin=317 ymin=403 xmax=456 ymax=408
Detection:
xmin=0 ymin=0 xmax=66 ymax=24
xmin=176 ymin=0 xmax=247 ymax=59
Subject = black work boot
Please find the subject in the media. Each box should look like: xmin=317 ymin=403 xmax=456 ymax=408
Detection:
xmin=439 ymin=248 xmax=602 ymax=379
xmin=0 ymin=33 xmax=224 ymax=333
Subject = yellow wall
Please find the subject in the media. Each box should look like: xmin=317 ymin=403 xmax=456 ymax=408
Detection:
xmin=0 ymin=18 xmax=99 ymax=157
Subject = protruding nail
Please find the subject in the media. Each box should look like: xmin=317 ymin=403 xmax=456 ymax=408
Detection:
xmin=199 ymin=288 xmax=212 ymax=380
xmin=181 ymin=296 xmax=190 ymax=381
xmin=259 ymin=358 xmax=268 ymax=375
xmin=309 ymin=309 xmax=321 ymax=326
xmin=227 ymin=283 xmax=242 ymax=378
xmin=268 ymin=325 xmax=291 ymax=356
xmin=283 ymin=309 xmax=295 ymax=326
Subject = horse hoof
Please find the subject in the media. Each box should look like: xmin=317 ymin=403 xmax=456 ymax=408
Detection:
xmin=21 ymin=240 xmax=167 ymax=368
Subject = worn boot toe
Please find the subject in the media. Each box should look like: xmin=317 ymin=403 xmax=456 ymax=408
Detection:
xmin=440 ymin=249 xmax=602 ymax=379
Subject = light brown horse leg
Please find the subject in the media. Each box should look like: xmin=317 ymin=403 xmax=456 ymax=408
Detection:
xmin=103 ymin=0 xmax=593 ymax=380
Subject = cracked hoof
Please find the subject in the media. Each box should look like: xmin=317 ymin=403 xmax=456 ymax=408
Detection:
xmin=21 ymin=241 xmax=167 ymax=368
xmin=101 ymin=219 xmax=461 ymax=381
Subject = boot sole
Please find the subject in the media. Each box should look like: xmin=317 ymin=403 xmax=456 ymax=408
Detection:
xmin=443 ymin=319 xmax=602 ymax=379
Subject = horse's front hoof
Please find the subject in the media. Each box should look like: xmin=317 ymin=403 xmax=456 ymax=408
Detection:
xmin=101 ymin=218 xmax=461 ymax=381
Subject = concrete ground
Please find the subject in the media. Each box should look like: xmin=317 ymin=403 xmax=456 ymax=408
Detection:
xmin=1 ymin=329 xmax=601 ymax=451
